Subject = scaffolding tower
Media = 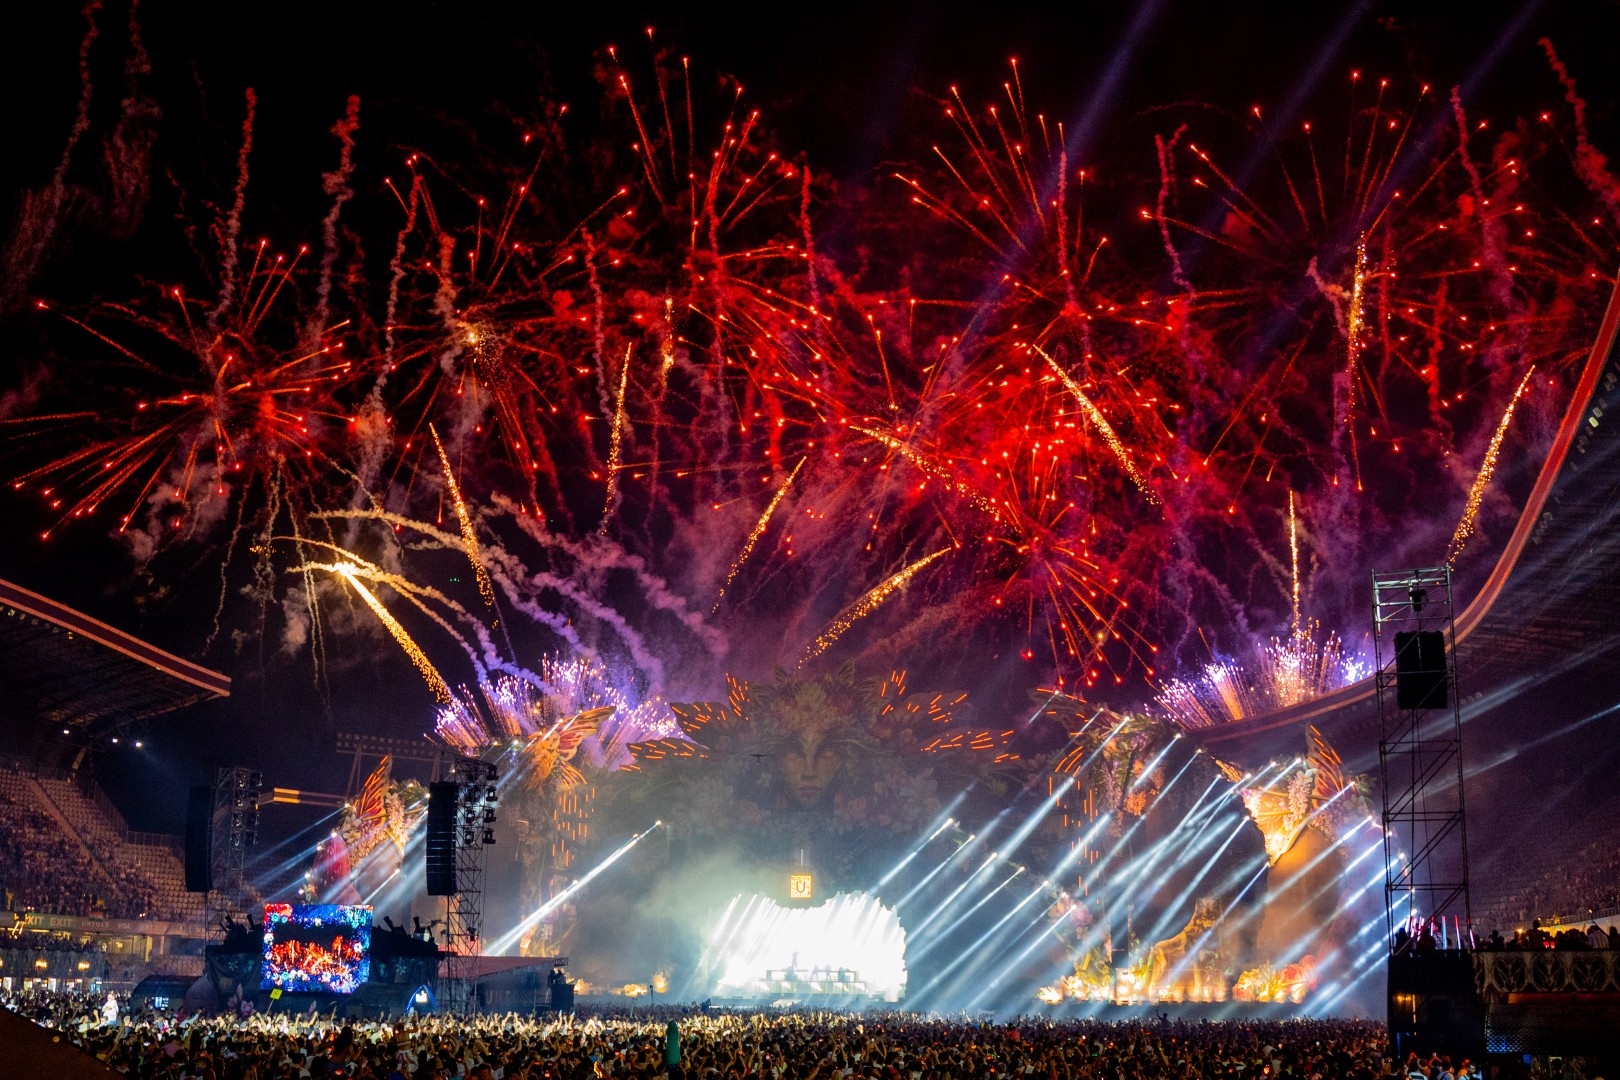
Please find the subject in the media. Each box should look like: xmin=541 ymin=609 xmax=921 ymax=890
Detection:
xmin=441 ymin=756 xmax=497 ymax=1013
xmin=1372 ymin=567 xmax=1471 ymax=948
xmin=209 ymin=766 xmax=262 ymax=921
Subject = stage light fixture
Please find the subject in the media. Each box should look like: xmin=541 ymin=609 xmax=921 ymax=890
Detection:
xmin=483 ymin=809 xmax=496 ymax=824
xmin=482 ymin=828 xmax=496 ymax=845
xmin=1409 ymin=585 xmax=1427 ymax=612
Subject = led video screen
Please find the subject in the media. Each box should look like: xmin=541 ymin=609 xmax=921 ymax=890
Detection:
xmin=261 ymin=903 xmax=373 ymax=994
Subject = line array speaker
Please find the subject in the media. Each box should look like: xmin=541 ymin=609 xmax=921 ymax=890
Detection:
xmin=425 ymin=781 xmax=459 ymax=896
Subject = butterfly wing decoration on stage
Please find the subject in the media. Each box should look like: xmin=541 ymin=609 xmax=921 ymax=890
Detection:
xmin=342 ymin=755 xmax=394 ymax=863
xmin=516 ymin=705 xmax=615 ymax=793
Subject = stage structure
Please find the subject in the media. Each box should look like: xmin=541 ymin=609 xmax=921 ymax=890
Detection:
xmin=1374 ymin=567 xmax=1481 ymax=1055
xmin=211 ymin=766 xmax=263 ymax=919
xmin=440 ymin=756 xmax=499 ymax=1013
xmin=1373 ymin=568 xmax=1470 ymax=944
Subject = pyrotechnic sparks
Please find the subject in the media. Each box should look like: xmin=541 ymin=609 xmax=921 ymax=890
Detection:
xmin=803 ymin=548 xmax=952 ymax=665
xmin=432 ymin=425 xmax=496 ymax=611
xmin=12 ymin=269 xmax=352 ymax=540
xmin=601 ymin=345 xmax=632 ymax=533
xmin=847 ymin=424 xmax=1002 ymax=517
xmin=1289 ymin=492 xmax=1301 ymax=634
xmin=1156 ymin=621 xmax=1362 ymax=729
xmin=4 ymin=30 xmax=1613 ymax=704
xmin=714 ymin=456 xmax=804 ymax=611
xmin=332 ymin=562 xmax=452 ymax=704
xmin=1034 ymin=346 xmax=1158 ymax=506
xmin=1447 ymin=367 xmax=1536 ymax=566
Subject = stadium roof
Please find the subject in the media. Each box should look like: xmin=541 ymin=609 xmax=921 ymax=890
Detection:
xmin=1197 ymin=278 xmax=1620 ymax=757
xmin=0 ymin=577 xmax=229 ymax=743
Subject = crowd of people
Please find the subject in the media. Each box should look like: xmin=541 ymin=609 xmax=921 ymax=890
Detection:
xmin=0 ymin=788 xmax=156 ymax=920
xmin=1475 ymin=835 xmax=1620 ymax=934
xmin=1478 ymin=921 xmax=1620 ymax=951
xmin=0 ymin=930 xmax=105 ymax=954
xmin=0 ymin=988 xmax=1467 ymax=1080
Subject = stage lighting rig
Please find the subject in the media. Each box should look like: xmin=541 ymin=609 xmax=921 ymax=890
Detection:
xmin=438 ymin=756 xmax=499 ymax=1011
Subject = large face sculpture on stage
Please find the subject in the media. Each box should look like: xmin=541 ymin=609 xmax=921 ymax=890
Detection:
xmin=620 ymin=666 xmax=1018 ymax=880
xmin=754 ymin=676 xmax=870 ymax=808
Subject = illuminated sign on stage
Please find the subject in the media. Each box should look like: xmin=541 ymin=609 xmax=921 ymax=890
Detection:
xmin=788 ymin=872 xmax=813 ymax=901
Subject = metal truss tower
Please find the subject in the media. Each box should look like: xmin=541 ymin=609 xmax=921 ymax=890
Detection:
xmin=1373 ymin=567 xmax=1471 ymax=948
xmin=441 ymin=756 xmax=498 ymax=1013
xmin=208 ymin=766 xmax=262 ymax=921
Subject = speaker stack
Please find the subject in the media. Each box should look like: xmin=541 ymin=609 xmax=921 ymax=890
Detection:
xmin=425 ymin=780 xmax=459 ymax=896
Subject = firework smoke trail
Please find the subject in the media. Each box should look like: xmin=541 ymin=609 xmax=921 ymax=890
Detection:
xmin=1155 ymin=125 xmax=1194 ymax=297
xmin=1447 ymin=366 xmax=1535 ymax=566
xmin=53 ymin=1 xmax=103 ymax=190
xmin=379 ymin=174 xmax=421 ymax=382
xmin=293 ymin=538 xmax=502 ymax=677
xmin=1033 ymin=346 xmax=1157 ymax=504
xmin=331 ymin=562 xmax=452 ymax=704
xmin=310 ymin=505 xmax=705 ymax=698
xmin=210 ymin=88 xmax=256 ymax=333
xmin=431 ymin=425 xmax=496 ymax=610
xmin=494 ymin=494 xmax=727 ymax=659
xmin=310 ymin=95 xmax=361 ymax=348
xmin=713 ymin=456 xmax=804 ymax=612
xmin=600 ymin=345 xmax=631 ymax=533
xmin=0 ymin=0 xmax=100 ymax=315
xmin=1541 ymin=39 xmax=1620 ymax=227
xmin=801 ymin=547 xmax=951 ymax=666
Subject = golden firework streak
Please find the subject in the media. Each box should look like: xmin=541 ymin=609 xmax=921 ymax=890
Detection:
xmin=1288 ymin=491 xmax=1301 ymax=636
xmin=1033 ymin=346 xmax=1158 ymax=505
xmin=601 ymin=344 xmax=632 ymax=533
xmin=802 ymin=547 xmax=951 ymax=665
xmin=1343 ymin=238 xmax=1368 ymax=491
xmin=714 ymin=457 xmax=805 ymax=612
xmin=334 ymin=562 xmax=452 ymax=704
xmin=1447 ymin=366 xmax=1535 ymax=565
xmin=849 ymin=424 xmax=1001 ymax=516
xmin=431 ymin=425 xmax=496 ymax=610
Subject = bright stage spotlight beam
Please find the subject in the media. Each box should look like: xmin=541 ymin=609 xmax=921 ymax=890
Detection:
xmin=487 ymin=821 xmax=663 ymax=955
xmin=894 ymin=827 xmax=991 ymax=910
xmin=909 ymin=851 xmax=1003 ymax=941
xmin=967 ymin=756 xmax=1206 ymax=1007
xmin=996 ymin=776 xmax=1075 ymax=865
xmin=909 ymin=877 xmax=1051 ymax=1005
xmin=1128 ymin=809 xmax=1262 ymax=952
xmin=910 ymin=867 xmax=1025 ymax=963
xmin=874 ymin=794 xmax=968 ymax=891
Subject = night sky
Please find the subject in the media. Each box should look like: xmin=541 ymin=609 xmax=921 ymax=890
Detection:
xmin=1 ymin=0 xmax=1616 ymax=847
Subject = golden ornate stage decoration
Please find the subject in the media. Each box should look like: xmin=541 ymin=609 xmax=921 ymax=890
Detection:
xmin=1232 ymin=955 xmax=1318 ymax=1003
xmin=1227 ymin=726 xmax=1372 ymax=865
